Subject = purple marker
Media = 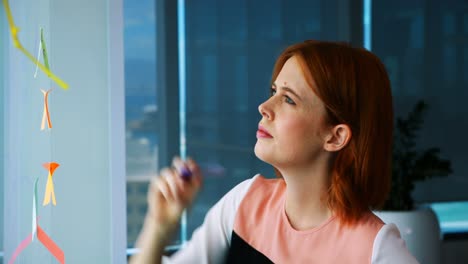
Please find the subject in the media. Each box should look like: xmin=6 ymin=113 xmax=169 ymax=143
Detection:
xmin=180 ymin=166 xmax=192 ymax=181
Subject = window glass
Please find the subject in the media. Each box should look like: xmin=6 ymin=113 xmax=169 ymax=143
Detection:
xmin=183 ymin=0 xmax=342 ymax=239
xmin=124 ymin=0 xmax=158 ymax=247
xmin=373 ymin=0 xmax=468 ymax=202
xmin=372 ymin=0 xmax=468 ymax=233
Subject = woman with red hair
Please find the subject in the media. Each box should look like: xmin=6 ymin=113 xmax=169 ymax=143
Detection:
xmin=131 ymin=40 xmax=418 ymax=264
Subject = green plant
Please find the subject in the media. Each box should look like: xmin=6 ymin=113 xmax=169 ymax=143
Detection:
xmin=384 ymin=100 xmax=453 ymax=211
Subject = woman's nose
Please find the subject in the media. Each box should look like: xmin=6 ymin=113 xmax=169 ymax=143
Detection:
xmin=258 ymin=100 xmax=273 ymax=120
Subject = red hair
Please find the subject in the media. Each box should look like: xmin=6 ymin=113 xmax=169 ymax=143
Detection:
xmin=271 ymin=40 xmax=393 ymax=225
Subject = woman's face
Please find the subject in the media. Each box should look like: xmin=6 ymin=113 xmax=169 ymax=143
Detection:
xmin=254 ymin=56 xmax=330 ymax=170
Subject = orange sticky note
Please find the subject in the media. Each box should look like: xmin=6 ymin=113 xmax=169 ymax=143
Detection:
xmin=37 ymin=225 xmax=65 ymax=264
xmin=40 ymin=89 xmax=52 ymax=130
xmin=42 ymin=162 xmax=60 ymax=206
xmin=9 ymin=181 xmax=65 ymax=264
xmin=9 ymin=224 xmax=65 ymax=264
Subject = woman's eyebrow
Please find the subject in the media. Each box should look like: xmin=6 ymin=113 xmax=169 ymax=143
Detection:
xmin=272 ymin=83 xmax=302 ymax=101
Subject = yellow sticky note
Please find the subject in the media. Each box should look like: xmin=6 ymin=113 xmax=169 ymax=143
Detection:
xmin=2 ymin=0 xmax=69 ymax=89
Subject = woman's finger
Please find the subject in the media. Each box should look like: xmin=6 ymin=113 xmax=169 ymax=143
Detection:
xmin=165 ymin=167 xmax=187 ymax=203
xmin=172 ymin=156 xmax=193 ymax=182
xmin=186 ymin=157 xmax=202 ymax=186
xmin=147 ymin=175 xmax=165 ymax=218
xmin=158 ymin=168 xmax=178 ymax=202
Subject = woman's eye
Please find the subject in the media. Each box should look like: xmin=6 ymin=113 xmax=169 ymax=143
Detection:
xmin=270 ymin=88 xmax=276 ymax=97
xmin=285 ymin=96 xmax=295 ymax=105
xmin=270 ymin=88 xmax=295 ymax=105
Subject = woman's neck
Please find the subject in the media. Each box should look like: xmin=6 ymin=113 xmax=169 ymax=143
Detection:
xmin=280 ymin=162 xmax=333 ymax=231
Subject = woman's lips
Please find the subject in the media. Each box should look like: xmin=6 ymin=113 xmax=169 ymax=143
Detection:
xmin=257 ymin=126 xmax=273 ymax=138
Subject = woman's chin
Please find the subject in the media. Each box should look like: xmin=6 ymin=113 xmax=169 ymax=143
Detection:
xmin=254 ymin=144 xmax=273 ymax=164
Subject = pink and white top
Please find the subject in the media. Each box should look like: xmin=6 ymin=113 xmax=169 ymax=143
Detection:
xmin=164 ymin=174 xmax=419 ymax=264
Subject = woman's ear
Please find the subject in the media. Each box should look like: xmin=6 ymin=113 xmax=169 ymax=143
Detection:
xmin=323 ymin=124 xmax=352 ymax=152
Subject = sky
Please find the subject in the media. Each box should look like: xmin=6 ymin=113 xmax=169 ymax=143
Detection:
xmin=124 ymin=0 xmax=157 ymax=60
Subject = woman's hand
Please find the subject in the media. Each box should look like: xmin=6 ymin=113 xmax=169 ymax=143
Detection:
xmin=146 ymin=156 xmax=203 ymax=239
xmin=131 ymin=157 xmax=202 ymax=264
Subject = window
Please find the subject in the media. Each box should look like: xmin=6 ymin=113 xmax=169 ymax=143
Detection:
xmin=124 ymin=0 xmax=159 ymax=248
xmin=372 ymin=0 xmax=468 ymax=234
